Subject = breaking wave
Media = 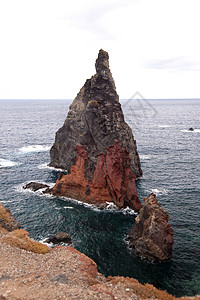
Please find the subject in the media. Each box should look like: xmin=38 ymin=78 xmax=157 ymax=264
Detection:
xmin=64 ymin=206 xmax=74 ymax=209
xmin=180 ymin=129 xmax=200 ymax=133
xmin=158 ymin=125 xmax=171 ymax=128
xmin=38 ymin=163 xmax=66 ymax=172
xmin=148 ymin=188 xmax=170 ymax=195
xmin=0 ymin=158 xmax=18 ymax=168
xmin=19 ymin=145 xmax=51 ymax=153
xmin=0 ymin=200 xmax=14 ymax=203
xmin=39 ymin=238 xmax=72 ymax=248
xmin=73 ymin=201 xmax=137 ymax=215
xmin=140 ymin=155 xmax=151 ymax=160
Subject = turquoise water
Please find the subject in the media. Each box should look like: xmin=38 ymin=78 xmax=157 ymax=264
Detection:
xmin=0 ymin=99 xmax=200 ymax=297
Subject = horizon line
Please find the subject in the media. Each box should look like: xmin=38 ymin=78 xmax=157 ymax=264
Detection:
xmin=1 ymin=98 xmax=200 ymax=101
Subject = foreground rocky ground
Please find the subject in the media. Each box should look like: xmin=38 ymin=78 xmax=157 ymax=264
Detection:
xmin=0 ymin=241 xmax=199 ymax=300
xmin=1 ymin=203 xmax=199 ymax=299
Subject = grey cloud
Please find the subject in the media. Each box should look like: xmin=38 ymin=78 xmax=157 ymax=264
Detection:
xmin=144 ymin=57 xmax=200 ymax=72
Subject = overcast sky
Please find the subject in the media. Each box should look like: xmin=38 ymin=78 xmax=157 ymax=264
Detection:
xmin=0 ymin=0 xmax=200 ymax=99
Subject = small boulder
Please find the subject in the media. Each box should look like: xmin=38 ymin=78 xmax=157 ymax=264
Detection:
xmin=188 ymin=127 xmax=194 ymax=131
xmin=50 ymin=274 xmax=68 ymax=284
xmin=23 ymin=182 xmax=49 ymax=192
xmin=45 ymin=232 xmax=72 ymax=245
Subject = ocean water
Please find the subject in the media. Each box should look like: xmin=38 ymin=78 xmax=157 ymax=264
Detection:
xmin=0 ymin=99 xmax=200 ymax=297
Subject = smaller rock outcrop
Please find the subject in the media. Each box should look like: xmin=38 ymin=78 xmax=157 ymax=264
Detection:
xmin=0 ymin=202 xmax=21 ymax=232
xmin=45 ymin=232 xmax=72 ymax=245
xmin=128 ymin=193 xmax=174 ymax=262
xmin=23 ymin=182 xmax=49 ymax=192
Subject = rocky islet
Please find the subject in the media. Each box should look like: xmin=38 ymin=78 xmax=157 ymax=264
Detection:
xmin=49 ymin=49 xmax=142 ymax=179
xmin=48 ymin=49 xmax=142 ymax=212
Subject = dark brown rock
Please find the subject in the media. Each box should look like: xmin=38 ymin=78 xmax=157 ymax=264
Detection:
xmin=45 ymin=232 xmax=72 ymax=245
xmin=128 ymin=193 xmax=174 ymax=261
xmin=49 ymin=49 xmax=142 ymax=179
xmin=23 ymin=182 xmax=49 ymax=192
xmin=50 ymin=274 xmax=68 ymax=284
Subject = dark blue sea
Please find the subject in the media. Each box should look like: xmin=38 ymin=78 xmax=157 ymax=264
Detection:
xmin=0 ymin=99 xmax=200 ymax=297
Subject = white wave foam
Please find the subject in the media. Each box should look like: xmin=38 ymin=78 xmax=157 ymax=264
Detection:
xmin=105 ymin=202 xmax=117 ymax=210
xmin=158 ymin=125 xmax=171 ymax=128
xmin=149 ymin=188 xmax=170 ymax=195
xmin=19 ymin=145 xmax=51 ymax=153
xmin=104 ymin=202 xmax=137 ymax=215
xmin=50 ymin=197 xmax=137 ymax=215
xmin=180 ymin=129 xmax=200 ymax=133
xmin=39 ymin=238 xmax=72 ymax=248
xmin=121 ymin=207 xmax=137 ymax=215
xmin=38 ymin=163 xmax=66 ymax=172
xmin=0 ymin=200 xmax=14 ymax=203
xmin=64 ymin=206 xmax=74 ymax=209
xmin=140 ymin=155 xmax=151 ymax=160
xmin=39 ymin=239 xmax=54 ymax=248
xmin=0 ymin=158 xmax=18 ymax=168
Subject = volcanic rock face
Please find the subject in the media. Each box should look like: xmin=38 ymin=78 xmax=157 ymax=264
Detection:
xmin=49 ymin=141 xmax=142 ymax=211
xmin=49 ymin=49 xmax=142 ymax=211
xmin=128 ymin=193 xmax=174 ymax=261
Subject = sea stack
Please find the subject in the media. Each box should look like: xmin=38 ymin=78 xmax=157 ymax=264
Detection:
xmin=128 ymin=193 xmax=174 ymax=261
xmin=49 ymin=49 xmax=142 ymax=211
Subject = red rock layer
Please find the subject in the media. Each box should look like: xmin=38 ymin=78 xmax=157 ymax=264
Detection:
xmin=50 ymin=141 xmax=142 ymax=212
